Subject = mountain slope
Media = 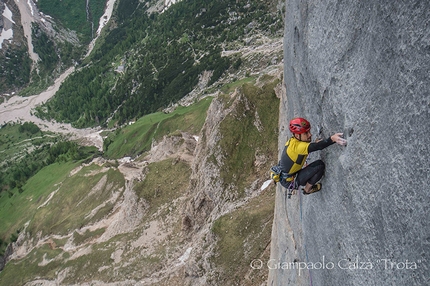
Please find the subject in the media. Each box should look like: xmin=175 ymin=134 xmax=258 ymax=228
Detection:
xmin=0 ymin=72 xmax=282 ymax=285
xmin=0 ymin=0 xmax=89 ymax=96
xmin=0 ymin=0 xmax=285 ymax=284
xmin=34 ymin=0 xmax=284 ymax=127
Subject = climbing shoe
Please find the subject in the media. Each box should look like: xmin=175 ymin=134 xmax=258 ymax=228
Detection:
xmin=303 ymin=183 xmax=322 ymax=195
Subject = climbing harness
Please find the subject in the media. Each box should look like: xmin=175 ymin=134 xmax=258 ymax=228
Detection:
xmin=270 ymin=164 xmax=298 ymax=199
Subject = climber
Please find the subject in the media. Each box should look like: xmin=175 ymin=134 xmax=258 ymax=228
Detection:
xmin=280 ymin=117 xmax=347 ymax=195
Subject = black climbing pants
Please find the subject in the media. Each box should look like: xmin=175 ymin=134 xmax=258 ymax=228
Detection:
xmin=296 ymin=160 xmax=325 ymax=187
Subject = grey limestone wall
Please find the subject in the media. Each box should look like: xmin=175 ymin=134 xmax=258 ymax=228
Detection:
xmin=269 ymin=0 xmax=429 ymax=285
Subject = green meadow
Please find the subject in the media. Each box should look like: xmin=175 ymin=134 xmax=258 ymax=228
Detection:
xmin=104 ymin=96 xmax=212 ymax=159
xmin=0 ymin=161 xmax=78 ymax=254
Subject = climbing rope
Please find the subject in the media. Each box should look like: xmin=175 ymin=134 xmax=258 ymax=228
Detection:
xmin=299 ymin=186 xmax=313 ymax=286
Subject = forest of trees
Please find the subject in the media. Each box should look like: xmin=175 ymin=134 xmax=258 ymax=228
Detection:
xmin=18 ymin=122 xmax=40 ymax=134
xmin=35 ymin=0 xmax=283 ymax=128
xmin=0 ymin=0 xmax=105 ymax=96
xmin=0 ymin=140 xmax=99 ymax=194
xmin=37 ymin=0 xmax=107 ymax=44
xmin=0 ymin=45 xmax=32 ymax=93
xmin=0 ymin=123 xmax=100 ymax=195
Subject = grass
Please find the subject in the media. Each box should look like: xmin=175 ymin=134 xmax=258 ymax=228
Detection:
xmin=0 ymin=122 xmax=100 ymax=196
xmin=0 ymin=160 xmax=124 ymax=256
xmin=211 ymin=189 xmax=275 ymax=285
xmin=73 ymin=228 xmax=106 ymax=245
xmin=206 ymin=77 xmax=279 ymax=285
xmin=217 ymin=78 xmax=280 ymax=196
xmin=104 ymin=96 xmax=212 ymax=159
xmin=219 ymin=76 xmax=256 ymax=94
xmin=0 ymin=244 xmax=66 ymax=284
xmin=0 ymin=123 xmax=56 ymax=162
xmin=134 ymin=158 xmax=191 ymax=215
xmin=27 ymin=165 xmax=124 ymax=237
xmin=61 ymin=243 xmax=113 ymax=284
xmin=0 ymin=161 xmax=79 ymax=249
xmin=0 ymin=162 xmax=125 ymax=285
xmin=0 ymin=240 xmax=108 ymax=285
xmin=1 ymin=152 xmax=192 ymax=284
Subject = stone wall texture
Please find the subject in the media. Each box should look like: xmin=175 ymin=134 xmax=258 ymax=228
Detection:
xmin=269 ymin=0 xmax=429 ymax=285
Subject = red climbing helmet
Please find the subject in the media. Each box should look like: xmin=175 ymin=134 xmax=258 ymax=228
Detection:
xmin=289 ymin=117 xmax=311 ymax=134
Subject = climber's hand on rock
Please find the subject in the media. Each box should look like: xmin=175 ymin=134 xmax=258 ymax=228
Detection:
xmin=331 ymin=133 xmax=347 ymax=146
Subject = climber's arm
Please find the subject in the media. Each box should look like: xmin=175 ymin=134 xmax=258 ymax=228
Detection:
xmin=308 ymin=133 xmax=346 ymax=152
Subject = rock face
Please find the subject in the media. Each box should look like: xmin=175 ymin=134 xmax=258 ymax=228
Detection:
xmin=269 ymin=1 xmax=429 ymax=285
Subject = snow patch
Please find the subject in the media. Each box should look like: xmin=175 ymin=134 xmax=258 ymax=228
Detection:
xmin=3 ymin=4 xmax=15 ymax=24
xmin=176 ymin=247 xmax=192 ymax=266
xmin=0 ymin=5 xmax=15 ymax=49
xmin=27 ymin=0 xmax=35 ymax=16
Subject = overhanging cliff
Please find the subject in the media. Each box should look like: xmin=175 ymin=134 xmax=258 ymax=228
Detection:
xmin=269 ymin=1 xmax=429 ymax=285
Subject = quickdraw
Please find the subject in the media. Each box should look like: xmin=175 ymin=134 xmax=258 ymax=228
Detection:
xmin=285 ymin=175 xmax=298 ymax=199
